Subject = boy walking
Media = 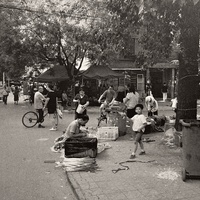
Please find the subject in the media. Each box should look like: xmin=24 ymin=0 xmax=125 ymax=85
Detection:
xmin=130 ymin=104 xmax=147 ymax=159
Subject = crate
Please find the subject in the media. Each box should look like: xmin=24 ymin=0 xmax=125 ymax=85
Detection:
xmin=97 ymin=127 xmax=119 ymax=141
xmin=65 ymin=138 xmax=98 ymax=158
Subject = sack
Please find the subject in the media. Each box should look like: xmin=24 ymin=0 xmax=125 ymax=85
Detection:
xmin=57 ymin=108 xmax=63 ymax=119
xmin=76 ymin=104 xmax=85 ymax=114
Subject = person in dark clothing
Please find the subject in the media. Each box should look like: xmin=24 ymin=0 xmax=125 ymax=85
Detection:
xmin=162 ymin=82 xmax=168 ymax=102
xmin=14 ymin=86 xmax=20 ymax=104
xmin=61 ymin=90 xmax=68 ymax=111
xmin=73 ymin=88 xmax=89 ymax=119
xmin=44 ymin=84 xmax=59 ymax=131
xmin=146 ymin=80 xmax=152 ymax=96
xmin=115 ymin=86 xmax=126 ymax=103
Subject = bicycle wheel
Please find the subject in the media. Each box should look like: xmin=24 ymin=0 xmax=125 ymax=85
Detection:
xmin=97 ymin=114 xmax=107 ymax=127
xmin=22 ymin=111 xmax=38 ymax=128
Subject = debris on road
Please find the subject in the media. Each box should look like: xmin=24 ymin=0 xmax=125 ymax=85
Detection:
xmin=56 ymin=157 xmax=99 ymax=172
xmin=157 ymin=168 xmax=179 ymax=180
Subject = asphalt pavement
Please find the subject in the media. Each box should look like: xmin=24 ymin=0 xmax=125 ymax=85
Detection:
xmin=0 ymin=94 xmax=77 ymax=200
xmin=2 ymin=94 xmax=200 ymax=200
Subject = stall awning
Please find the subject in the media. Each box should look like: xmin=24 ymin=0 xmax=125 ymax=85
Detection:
xmin=36 ymin=65 xmax=69 ymax=82
xmin=82 ymin=64 xmax=123 ymax=79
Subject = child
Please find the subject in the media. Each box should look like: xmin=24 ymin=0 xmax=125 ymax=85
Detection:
xmin=130 ymin=104 xmax=147 ymax=159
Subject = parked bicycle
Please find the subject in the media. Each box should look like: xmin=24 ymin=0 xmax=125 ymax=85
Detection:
xmin=97 ymin=107 xmax=111 ymax=127
xmin=22 ymin=110 xmax=58 ymax=128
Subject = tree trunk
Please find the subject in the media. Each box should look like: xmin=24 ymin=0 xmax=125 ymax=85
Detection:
xmin=175 ymin=1 xmax=200 ymax=131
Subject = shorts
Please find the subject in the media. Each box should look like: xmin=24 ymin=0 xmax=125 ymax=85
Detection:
xmin=134 ymin=131 xmax=143 ymax=142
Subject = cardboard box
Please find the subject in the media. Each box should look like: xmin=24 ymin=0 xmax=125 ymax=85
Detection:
xmin=97 ymin=127 xmax=119 ymax=141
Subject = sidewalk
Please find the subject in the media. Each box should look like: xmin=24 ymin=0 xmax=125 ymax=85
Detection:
xmin=66 ymin=132 xmax=200 ymax=200
xmin=65 ymin=101 xmax=200 ymax=200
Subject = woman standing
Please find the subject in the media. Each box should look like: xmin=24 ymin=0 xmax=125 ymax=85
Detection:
xmin=123 ymin=85 xmax=140 ymax=119
xmin=73 ymin=88 xmax=89 ymax=119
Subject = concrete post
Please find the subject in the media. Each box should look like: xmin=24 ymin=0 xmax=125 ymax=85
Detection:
xmin=171 ymin=68 xmax=175 ymax=99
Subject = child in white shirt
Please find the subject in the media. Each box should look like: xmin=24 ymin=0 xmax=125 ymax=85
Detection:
xmin=130 ymin=104 xmax=147 ymax=159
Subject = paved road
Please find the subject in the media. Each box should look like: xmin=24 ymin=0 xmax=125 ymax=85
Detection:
xmin=0 ymin=94 xmax=77 ymax=200
xmin=2 ymin=94 xmax=200 ymax=200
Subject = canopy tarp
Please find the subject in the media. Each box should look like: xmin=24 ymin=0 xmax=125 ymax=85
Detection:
xmin=82 ymin=64 xmax=123 ymax=79
xmin=36 ymin=65 xmax=69 ymax=82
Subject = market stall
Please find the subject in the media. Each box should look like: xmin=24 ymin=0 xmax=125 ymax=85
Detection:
xmin=82 ymin=64 xmax=127 ymax=138
xmin=36 ymin=64 xmax=69 ymax=82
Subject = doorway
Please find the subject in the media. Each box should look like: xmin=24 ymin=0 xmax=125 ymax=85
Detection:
xmin=150 ymin=70 xmax=163 ymax=98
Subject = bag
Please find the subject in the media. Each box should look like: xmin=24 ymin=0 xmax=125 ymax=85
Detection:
xmin=76 ymin=104 xmax=85 ymax=114
xmin=56 ymin=108 xmax=63 ymax=119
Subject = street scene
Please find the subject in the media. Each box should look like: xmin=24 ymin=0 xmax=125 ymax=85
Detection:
xmin=1 ymin=93 xmax=200 ymax=200
xmin=1 ymin=1 xmax=200 ymax=200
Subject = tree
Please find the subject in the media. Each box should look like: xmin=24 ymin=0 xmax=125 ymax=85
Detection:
xmin=0 ymin=3 xmax=32 ymax=80
xmin=140 ymin=0 xmax=200 ymax=130
xmin=176 ymin=0 xmax=200 ymax=129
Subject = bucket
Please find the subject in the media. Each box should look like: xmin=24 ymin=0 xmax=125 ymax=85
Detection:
xmin=76 ymin=104 xmax=85 ymax=114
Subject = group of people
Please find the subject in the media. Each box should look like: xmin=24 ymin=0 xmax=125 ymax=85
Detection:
xmin=1 ymin=84 xmax=21 ymax=105
xmin=34 ymin=84 xmax=59 ymax=130
xmin=32 ymin=82 xmax=167 ymax=160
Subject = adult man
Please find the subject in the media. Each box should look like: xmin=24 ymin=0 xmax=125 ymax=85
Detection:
xmin=34 ymin=86 xmax=46 ymax=128
xmin=53 ymin=115 xmax=89 ymax=150
xmin=98 ymin=85 xmax=116 ymax=115
xmin=161 ymin=82 xmax=168 ymax=102
xmin=43 ymin=84 xmax=59 ymax=131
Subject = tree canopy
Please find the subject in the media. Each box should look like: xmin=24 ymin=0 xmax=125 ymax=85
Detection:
xmin=1 ymin=0 xmax=200 ymax=126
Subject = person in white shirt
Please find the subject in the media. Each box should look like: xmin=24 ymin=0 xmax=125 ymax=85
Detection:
xmin=34 ymin=86 xmax=46 ymax=128
xmin=130 ymin=104 xmax=147 ymax=159
xmin=145 ymin=95 xmax=158 ymax=116
xmin=123 ymin=85 xmax=140 ymax=118
xmin=171 ymin=97 xmax=177 ymax=113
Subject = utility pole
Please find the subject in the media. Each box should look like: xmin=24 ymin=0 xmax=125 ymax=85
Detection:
xmin=3 ymin=72 xmax=5 ymax=86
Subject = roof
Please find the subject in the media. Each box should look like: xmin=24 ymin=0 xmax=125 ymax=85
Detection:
xmin=110 ymin=60 xmax=137 ymax=70
xmin=149 ymin=62 xmax=178 ymax=69
xmin=110 ymin=60 xmax=178 ymax=70
xmin=36 ymin=65 xmax=69 ymax=82
xmin=82 ymin=64 xmax=123 ymax=79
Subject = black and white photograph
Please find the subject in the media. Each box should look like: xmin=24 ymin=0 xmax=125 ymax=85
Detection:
xmin=1 ymin=0 xmax=200 ymax=199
